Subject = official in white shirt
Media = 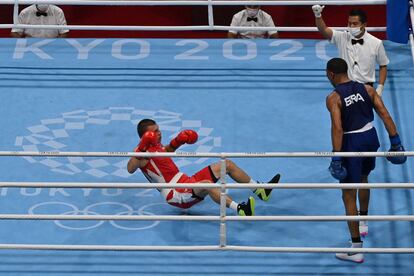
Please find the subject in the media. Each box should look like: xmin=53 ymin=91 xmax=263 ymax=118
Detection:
xmin=312 ymin=6 xmax=389 ymax=96
xmin=11 ymin=4 xmax=69 ymax=38
xmin=228 ymin=4 xmax=278 ymax=39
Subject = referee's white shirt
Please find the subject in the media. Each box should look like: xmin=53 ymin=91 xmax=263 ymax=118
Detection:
xmin=331 ymin=29 xmax=389 ymax=83
xmin=11 ymin=5 xmax=68 ymax=38
xmin=229 ymin=9 xmax=277 ymax=39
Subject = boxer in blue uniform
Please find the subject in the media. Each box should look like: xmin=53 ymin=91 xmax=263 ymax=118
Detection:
xmin=325 ymin=58 xmax=406 ymax=263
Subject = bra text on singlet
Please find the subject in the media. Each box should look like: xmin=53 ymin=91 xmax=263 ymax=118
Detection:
xmin=344 ymin=93 xmax=365 ymax=107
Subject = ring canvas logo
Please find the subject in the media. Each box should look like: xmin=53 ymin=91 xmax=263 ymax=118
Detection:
xmin=10 ymin=108 xmax=222 ymax=231
xmin=29 ymin=201 xmax=166 ymax=231
xmin=15 ymin=107 xmax=221 ymax=178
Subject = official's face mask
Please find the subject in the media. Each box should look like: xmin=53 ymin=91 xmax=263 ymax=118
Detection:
xmin=36 ymin=4 xmax=49 ymax=12
xmin=348 ymin=27 xmax=362 ymax=37
xmin=246 ymin=8 xmax=259 ymax=17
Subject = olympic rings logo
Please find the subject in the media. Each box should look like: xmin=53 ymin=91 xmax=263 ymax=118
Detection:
xmin=15 ymin=107 xmax=221 ymax=178
xmin=28 ymin=201 xmax=168 ymax=231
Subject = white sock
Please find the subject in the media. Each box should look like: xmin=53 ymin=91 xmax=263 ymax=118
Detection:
xmin=229 ymin=201 xmax=238 ymax=211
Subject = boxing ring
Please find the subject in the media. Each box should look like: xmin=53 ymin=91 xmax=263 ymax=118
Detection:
xmin=0 ymin=0 xmax=414 ymax=275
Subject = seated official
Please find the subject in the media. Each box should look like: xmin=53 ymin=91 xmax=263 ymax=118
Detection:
xmin=228 ymin=4 xmax=278 ymax=39
xmin=11 ymin=4 xmax=69 ymax=38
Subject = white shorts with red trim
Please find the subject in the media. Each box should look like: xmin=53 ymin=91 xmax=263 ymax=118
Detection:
xmin=160 ymin=188 xmax=202 ymax=209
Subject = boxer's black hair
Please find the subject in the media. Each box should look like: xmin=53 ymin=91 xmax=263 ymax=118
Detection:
xmin=327 ymin=58 xmax=348 ymax=74
xmin=137 ymin=119 xmax=156 ymax=138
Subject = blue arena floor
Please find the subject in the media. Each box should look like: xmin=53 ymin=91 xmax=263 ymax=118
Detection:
xmin=0 ymin=38 xmax=413 ymax=275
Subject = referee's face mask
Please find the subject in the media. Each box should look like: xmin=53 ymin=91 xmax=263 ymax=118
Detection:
xmin=347 ymin=16 xmax=366 ymax=38
xmin=36 ymin=4 xmax=49 ymax=12
xmin=245 ymin=6 xmax=260 ymax=17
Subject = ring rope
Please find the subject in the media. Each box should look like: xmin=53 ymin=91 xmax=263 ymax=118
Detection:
xmin=0 ymin=150 xmax=412 ymax=158
xmin=1 ymin=151 xmax=412 ymax=251
xmin=0 ymin=244 xmax=412 ymax=253
xmin=0 ymin=182 xmax=414 ymax=189
xmin=0 ymin=0 xmax=387 ymax=6
xmin=1 ymin=0 xmax=410 ymax=255
xmin=1 ymin=179 xmax=412 ymax=252
xmin=0 ymin=24 xmax=387 ymax=32
xmin=1 ymin=0 xmax=387 ymax=31
xmin=1 ymin=175 xmax=412 ymax=252
xmin=226 ymin=246 xmax=414 ymax=253
xmin=1 ymin=214 xmax=414 ymax=222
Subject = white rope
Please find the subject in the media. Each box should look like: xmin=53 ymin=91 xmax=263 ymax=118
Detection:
xmin=0 ymin=182 xmax=223 ymax=188
xmin=1 ymin=0 xmax=387 ymax=32
xmin=0 ymin=151 xmax=414 ymax=158
xmin=0 ymin=156 xmax=411 ymax=253
xmin=0 ymin=214 xmax=219 ymax=221
xmin=226 ymin=246 xmax=414 ymax=253
xmin=194 ymin=0 xmax=387 ymax=6
xmin=1 ymin=182 xmax=414 ymax=189
xmin=0 ymin=150 xmax=412 ymax=158
xmin=0 ymin=244 xmax=411 ymax=253
xmin=1 ymin=214 xmax=413 ymax=221
xmin=221 ymin=183 xmax=414 ymax=189
xmin=0 ymin=244 xmax=221 ymax=251
xmin=0 ymin=0 xmax=408 ymax=254
xmin=0 ymin=24 xmax=387 ymax=32
xmin=227 ymin=215 xmax=414 ymax=221
xmin=2 ymin=24 xmax=214 ymax=31
xmin=215 ymin=26 xmax=386 ymax=32
xmin=0 ymin=0 xmax=387 ymax=6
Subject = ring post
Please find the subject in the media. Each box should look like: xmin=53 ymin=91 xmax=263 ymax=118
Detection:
xmin=207 ymin=0 xmax=214 ymax=30
xmin=12 ymin=0 xmax=19 ymax=26
xmin=219 ymin=155 xmax=227 ymax=248
xmin=410 ymin=1 xmax=414 ymax=64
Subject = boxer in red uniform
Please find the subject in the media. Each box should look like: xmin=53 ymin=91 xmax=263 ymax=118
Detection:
xmin=127 ymin=119 xmax=281 ymax=216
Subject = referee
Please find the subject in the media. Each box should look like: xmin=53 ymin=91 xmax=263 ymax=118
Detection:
xmin=312 ymin=6 xmax=389 ymax=97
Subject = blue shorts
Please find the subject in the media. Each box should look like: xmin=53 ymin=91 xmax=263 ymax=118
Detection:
xmin=341 ymin=127 xmax=380 ymax=183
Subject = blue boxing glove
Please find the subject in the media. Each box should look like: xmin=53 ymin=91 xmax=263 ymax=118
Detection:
xmin=329 ymin=156 xmax=347 ymax=181
xmin=386 ymin=134 xmax=407 ymax=164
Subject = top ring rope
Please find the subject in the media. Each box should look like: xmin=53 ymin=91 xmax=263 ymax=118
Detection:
xmin=0 ymin=0 xmax=387 ymax=31
xmin=0 ymin=24 xmax=386 ymax=32
xmin=0 ymin=1 xmax=388 ymax=6
xmin=0 ymin=151 xmax=412 ymax=158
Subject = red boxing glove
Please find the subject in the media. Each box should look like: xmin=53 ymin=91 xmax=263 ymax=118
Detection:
xmin=136 ymin=131 xmax=157 ymax=152
xmin=170 ymin=130 xmax=198 ymax=149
